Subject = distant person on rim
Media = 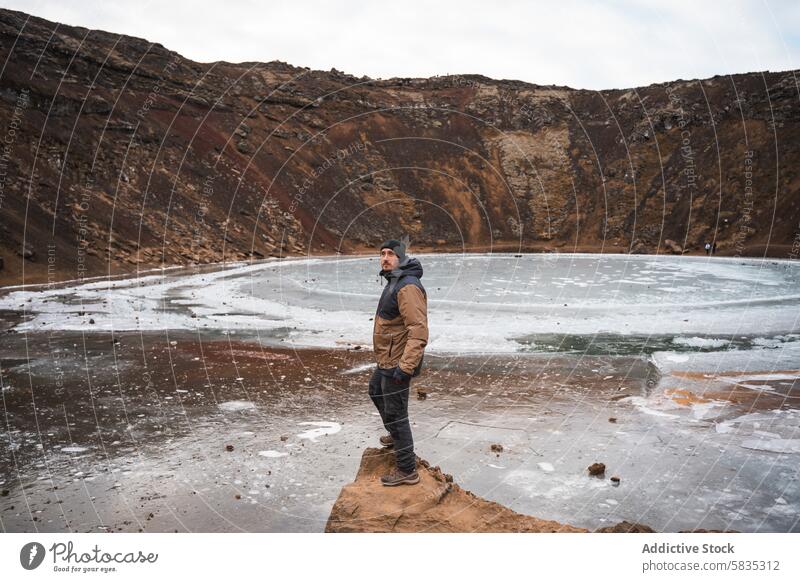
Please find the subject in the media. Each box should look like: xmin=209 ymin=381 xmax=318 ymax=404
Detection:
xmin=369 ymin=237 xmax=429 ymax=486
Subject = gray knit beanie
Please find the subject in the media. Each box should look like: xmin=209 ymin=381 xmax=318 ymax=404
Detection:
xmin=379 ymin=239 xmax=406 ymax=261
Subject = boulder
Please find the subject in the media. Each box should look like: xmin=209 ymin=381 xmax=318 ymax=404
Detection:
xmin=664 ymin=239 xmax=683 ymax=254
xmin=630 ymin=239 xmax=648 ymax=254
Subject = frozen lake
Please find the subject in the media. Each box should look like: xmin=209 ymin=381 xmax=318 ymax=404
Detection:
xmin=1 ymin=253 xmax=799 ymax=532
xmin=2 ymin=252 xmax=799 ymax=352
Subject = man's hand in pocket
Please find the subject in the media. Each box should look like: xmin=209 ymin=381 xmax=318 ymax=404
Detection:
xmin=392 ymin=366 xmax=412 ymax=385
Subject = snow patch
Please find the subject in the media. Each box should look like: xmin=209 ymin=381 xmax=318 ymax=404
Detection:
xmin=296 ymin=421 xmax=341 ymax=442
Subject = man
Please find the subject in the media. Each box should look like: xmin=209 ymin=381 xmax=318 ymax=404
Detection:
xmin=369 ymin=238 xmax=428 ymax=486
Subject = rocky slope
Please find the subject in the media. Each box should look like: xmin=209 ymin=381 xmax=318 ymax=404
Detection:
xmin=1 ymin=8 xmax=798 ymax=286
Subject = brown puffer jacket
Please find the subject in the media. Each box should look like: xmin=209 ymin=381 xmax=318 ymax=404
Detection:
xmin=372 ymin=257 xmax=428 ymax=375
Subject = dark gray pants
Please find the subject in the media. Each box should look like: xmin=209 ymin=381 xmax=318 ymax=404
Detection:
xmin=368 ymin=367 xmax=416 ymax=473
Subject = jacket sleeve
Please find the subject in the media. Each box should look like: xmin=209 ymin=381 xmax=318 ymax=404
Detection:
xmin=397 ymin=285 xmax=428 ymax=374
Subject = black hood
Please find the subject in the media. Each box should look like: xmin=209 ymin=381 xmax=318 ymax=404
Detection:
xmin=379 ymin=256 xmax=423 ymax=282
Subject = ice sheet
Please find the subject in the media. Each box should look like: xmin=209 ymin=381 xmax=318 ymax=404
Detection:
xmin=2 ymin=254 xmax=798 ymax=357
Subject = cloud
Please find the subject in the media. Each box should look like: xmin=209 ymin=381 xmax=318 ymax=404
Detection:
xmin=8 ymin=0 xmax=800 ymax=89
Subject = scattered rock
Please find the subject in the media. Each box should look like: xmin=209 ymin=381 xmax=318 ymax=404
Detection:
xmin=225 ymin=444 xmax=234 ymax=452
xmin=417 ymin=388 xmax=427 ymax=400
xmin=608 ymin=417 xmax=617 ymax=423
xmin=17 ymin=244 xmax=35 ymax=261
xmin=236 ymin=140 xmax=253 ymax=154
xmin=279 ymin=435 xmax=289 ymax=441
xmin=610 ymin=476 xmax=621 ymax=485
xmin=490 ymin=443 xmax=503 ymax=453
xmin=588 ymin=462 xmax=606 ymax=477
xmin=0 ymin=489 xmax=9 ymax=496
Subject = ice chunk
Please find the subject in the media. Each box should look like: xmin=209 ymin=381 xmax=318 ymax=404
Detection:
xmin=340 ymin=363 xmax=375 ymax=375
xmin=258 ymin=450 xmax=289 ymax=458
xmin=690 ymin=401 xmax=723 ymax=420
xmin=672 ymin=336 xmax=729 ymax=349
xmin=296 ymin=421 xmax=341 ymax=442
xmin=715 ymin=422 xmax=735 ymax=434
xmin=218 ymin=400 xmax=256 ymax=412
xmin=740 ymin=438 xmax=800 ymax=454
xmin=622 ymin=396 xmax=680 ymax=419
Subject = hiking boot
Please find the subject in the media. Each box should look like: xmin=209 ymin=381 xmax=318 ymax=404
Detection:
xmin=380 ymin=468 xmax=420 ymax=486
xmin=379 ymin=434 xmax=394 ymax=448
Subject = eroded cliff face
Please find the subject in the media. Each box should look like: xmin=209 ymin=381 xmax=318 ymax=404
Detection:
xmin=1 ymin=8 xmax=798 ymax=286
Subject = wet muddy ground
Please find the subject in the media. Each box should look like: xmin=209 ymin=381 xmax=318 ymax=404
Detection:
xmin=2 ymin=325 xmax=798 ymax=533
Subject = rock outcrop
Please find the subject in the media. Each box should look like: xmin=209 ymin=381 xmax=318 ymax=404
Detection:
xmin=326 ymin=448 xmax=737 ymax=533
xmin=325 ymin=447 xmax=588 ymax=533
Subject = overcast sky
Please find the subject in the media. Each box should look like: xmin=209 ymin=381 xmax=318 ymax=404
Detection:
xmin=5 ymin=0 xmax=799 ymax=90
